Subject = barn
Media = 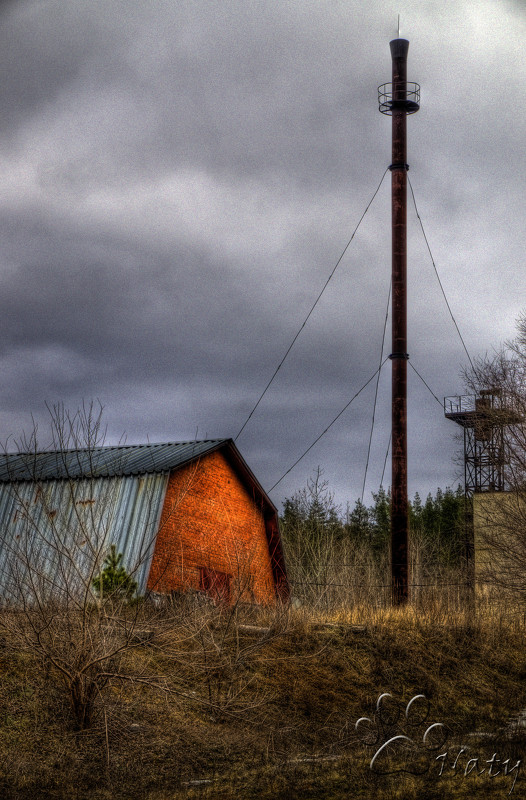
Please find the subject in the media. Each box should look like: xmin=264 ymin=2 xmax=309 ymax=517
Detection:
xmin=0 ymin=439 xmax=289 ymax=606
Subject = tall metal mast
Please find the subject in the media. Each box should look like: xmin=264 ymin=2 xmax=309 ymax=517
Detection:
xmin=379 ymin=38 xmax=420 ymax=604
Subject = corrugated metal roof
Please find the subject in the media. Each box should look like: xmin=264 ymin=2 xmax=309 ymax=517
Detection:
xmin=0 ymin=439 xmax=228 ymax=483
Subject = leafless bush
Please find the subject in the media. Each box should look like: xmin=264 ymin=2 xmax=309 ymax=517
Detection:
xmin=164 ymin=531 xmax=290 ymax=721
xmin=0 ymin=403 xmax=187 ymax=730
xmin=0 ymin=406 xmax=289 ymax=736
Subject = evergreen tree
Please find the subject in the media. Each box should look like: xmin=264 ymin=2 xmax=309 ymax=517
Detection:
xmin=370 ymin=487 xmax=391 ymax=557
xmin=422 ymin=491 xmax=436 ymax=537
xmin=437 ymin=485 xmax=465 ymax=566
xmin=346 ymin=498 xmax=372 ymax=544
xmin=410 ymin=486 xmax=465 ymax=568
xmin=279 ymin=468 xmax=344 ymax=589
xmin=410 ymin=491 xmax=424 ymax=541
xmin=92 ymin=544 xmax=138 ymax=601
xmin=281 ymin=472 xmax=467 ymax=588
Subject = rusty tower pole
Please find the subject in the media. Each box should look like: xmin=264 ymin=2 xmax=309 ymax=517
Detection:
xmin=379 ymin=38 xmax=419 ymax=605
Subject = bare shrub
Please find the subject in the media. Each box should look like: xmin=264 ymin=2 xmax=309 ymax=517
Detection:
xmin=0 ymin=407 xmax=289 ymax=736
xmin=0 ymin=403 xmax=186 ymax=730
xmin=164 ymin=530 xmax=290 ymax=721
xmin=281 ymin=470 xmax=470 ymax=616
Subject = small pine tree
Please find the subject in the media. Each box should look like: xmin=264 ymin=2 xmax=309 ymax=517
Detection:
xmin=347 ymin=498 xmax=372 ymax=544
xmin=92 ymin=544 xmax=138 ymax=601
xmin=370 ymin=487 xmax=391 ymax=557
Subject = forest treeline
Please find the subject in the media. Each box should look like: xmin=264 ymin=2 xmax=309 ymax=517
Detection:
xmin=279 ymin=470 xmax=467 ymax=605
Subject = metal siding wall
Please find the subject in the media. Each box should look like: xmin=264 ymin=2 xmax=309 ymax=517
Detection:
xmin=0 ymin=473 xmax=169 ymax=603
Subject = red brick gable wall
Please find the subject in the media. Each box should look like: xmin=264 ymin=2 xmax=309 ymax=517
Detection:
xmin=147 ymin=449 xmax=277 ymax=604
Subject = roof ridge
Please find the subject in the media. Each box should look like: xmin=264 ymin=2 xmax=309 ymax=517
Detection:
xmin=0 ymin=440 xmax=234 ymax=482
xmin=0 ymin=438 xmax=229 ymax=458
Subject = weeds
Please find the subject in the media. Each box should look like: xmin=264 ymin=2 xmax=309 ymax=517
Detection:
xmin=0 ymin=591 xmax=525 ymax=799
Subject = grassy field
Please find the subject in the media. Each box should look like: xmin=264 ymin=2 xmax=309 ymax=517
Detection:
xmin=0 ymin=596 xmax=525 ymax=799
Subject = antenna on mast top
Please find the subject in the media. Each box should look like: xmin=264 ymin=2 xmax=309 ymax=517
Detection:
xmin=397 ymin=14 xmax=400 ymax=38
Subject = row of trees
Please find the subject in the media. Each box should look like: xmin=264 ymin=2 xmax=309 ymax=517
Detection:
xmin=280 ymin=312 xmax=526 ymax=605
xmin=279 ymin=468 xmax=466 ymax=607
xmin=280 ymin=468 xmax=465 ymax=562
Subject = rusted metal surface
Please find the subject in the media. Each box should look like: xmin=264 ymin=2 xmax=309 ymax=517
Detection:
xmin=445 ymin=391 xmax=522 ymax=497
xmin=0 ymin=472 xmax=169 ymax=601
xmin=390 ymin=38 xmax=411 ymax=605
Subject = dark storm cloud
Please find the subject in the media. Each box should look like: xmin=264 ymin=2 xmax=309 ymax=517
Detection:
xmin=0 ymin=0 xmax=524 ymax=510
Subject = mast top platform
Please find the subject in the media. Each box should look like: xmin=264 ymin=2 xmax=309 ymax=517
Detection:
xmin=378 ymin=82 xmax=420 ymax=115
xmin=378 ymin=37 xmax=420 ymax=115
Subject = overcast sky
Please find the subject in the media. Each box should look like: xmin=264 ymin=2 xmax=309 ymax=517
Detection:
xmin=0 ymin=0 xmax=524 ymax=512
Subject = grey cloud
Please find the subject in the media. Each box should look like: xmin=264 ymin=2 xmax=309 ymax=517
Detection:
xmin=0 ymin=0 xmax=523 ymax=512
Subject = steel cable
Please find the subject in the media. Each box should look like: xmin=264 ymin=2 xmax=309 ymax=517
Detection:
xmin=361 ymin=280 xmax=391 ymax=502
xmin=268 ymin=358 xmax=389 ymax=492
xmin=408 ymin=176 xmax=474 ymax=370
xmin=235 ymin=168 xmax=389 ymax=441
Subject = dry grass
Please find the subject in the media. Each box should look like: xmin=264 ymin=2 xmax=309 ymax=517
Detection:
xmin=0 ymin=593 xmax=525 ymax=799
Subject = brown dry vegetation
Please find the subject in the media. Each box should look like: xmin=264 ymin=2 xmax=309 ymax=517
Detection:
xmin=0 ymin=592 xmax=526 ymax=800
